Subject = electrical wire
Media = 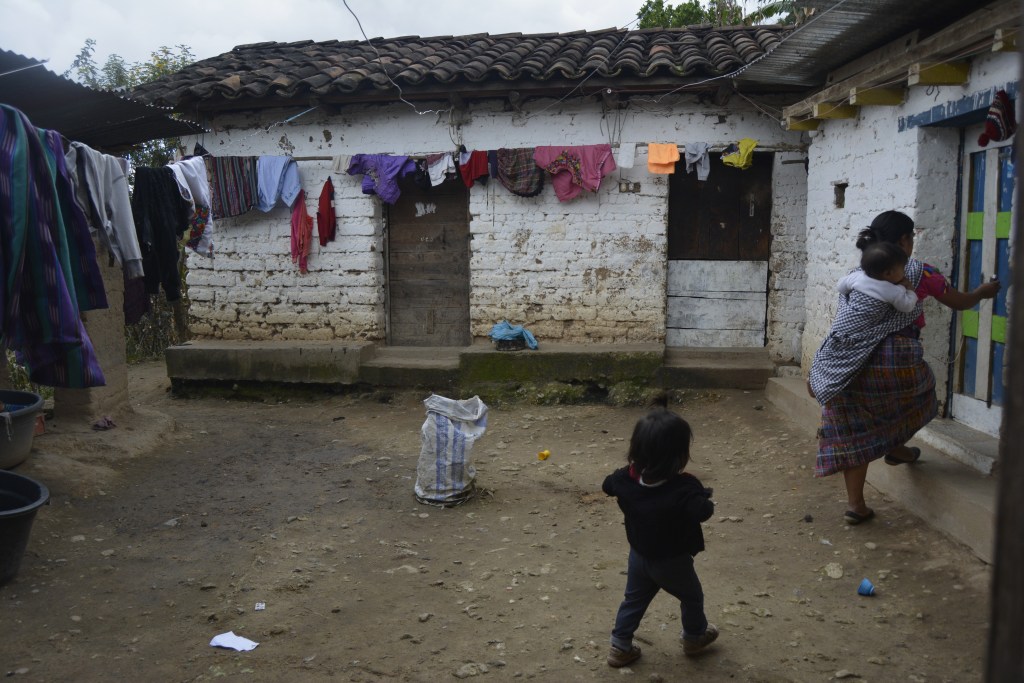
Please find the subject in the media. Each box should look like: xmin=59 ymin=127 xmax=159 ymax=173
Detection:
xmin=0 ymin=61 xmax=48 ymax=79
xmin=341 ymin=0 xmax=453 ymax=118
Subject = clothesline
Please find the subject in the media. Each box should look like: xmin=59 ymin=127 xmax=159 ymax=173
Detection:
xmin=287 ymin=142 xmax=805 ymax=162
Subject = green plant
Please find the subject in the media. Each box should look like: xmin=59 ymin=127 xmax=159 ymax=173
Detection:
xmin=3 ymin=350 xmax=54 ymax=399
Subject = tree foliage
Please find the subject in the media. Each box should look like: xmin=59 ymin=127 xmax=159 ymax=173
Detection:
xmin=637 ymin=0 xmax=810 ymax=28
xmin=62 ymin=40 xmax=196 ymax=360
xmin=64 ymin=39 xmax=195 ymax=168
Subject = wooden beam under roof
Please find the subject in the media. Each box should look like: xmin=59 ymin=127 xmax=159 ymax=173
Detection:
xmin=908 ymin=62 xmax=969 ymax=86
xmin=993 ymin=28 xmax=1018 ymax=52
xmin=849 ymin=87 xmax=905 ymax=106
xmin=812 ymin=103 xmax=858 ymax=119
xmin=782 ymin=0 xmax=1018 ymax=120
xmin=785 ymin=117 xmax=821 ymax=131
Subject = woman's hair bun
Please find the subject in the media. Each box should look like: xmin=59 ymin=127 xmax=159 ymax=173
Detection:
xmin=855 ymin=227 xmax=877 ymax=250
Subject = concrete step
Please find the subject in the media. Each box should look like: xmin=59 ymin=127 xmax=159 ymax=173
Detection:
xmin=166 ymin=341 xmax=777 ymax=391
xmin=358 ymin=347 xmax=461 ymax=389
xmin=915 ymin=418 xmax=998 ymax=475
xmin=459 ymin=342 xmax=663 ymax=384
xmin=165 ymin=340 xmax=374 ymax=384
xmin=765 ymin=376 xmax=997 ymax=563
xmin=658 ymin=347 xmax=775 ymax=390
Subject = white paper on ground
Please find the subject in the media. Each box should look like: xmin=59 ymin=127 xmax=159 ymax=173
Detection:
xmin=210 ymin=631 xmax=259 ymax=651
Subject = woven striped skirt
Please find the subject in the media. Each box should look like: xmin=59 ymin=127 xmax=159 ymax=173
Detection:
xmin=815 ymin=333 xmax=938 ymax=477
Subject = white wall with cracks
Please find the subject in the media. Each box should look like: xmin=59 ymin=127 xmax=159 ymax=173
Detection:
xmin=180 ymin=95 xmax=807 ymax=357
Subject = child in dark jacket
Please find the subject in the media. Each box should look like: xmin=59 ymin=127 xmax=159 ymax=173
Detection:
xmin=602 ymin=396 xmax=718 ymax=668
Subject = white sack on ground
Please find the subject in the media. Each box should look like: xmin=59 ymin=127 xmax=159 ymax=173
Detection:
xmin=414 ymin=395 xmax=488 ymax=506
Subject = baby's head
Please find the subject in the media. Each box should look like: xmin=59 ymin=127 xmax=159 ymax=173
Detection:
xmin=861 ymin=242 xmax=908 ymax=284
xmin=627 ymin=394 xmax=693 ymax=481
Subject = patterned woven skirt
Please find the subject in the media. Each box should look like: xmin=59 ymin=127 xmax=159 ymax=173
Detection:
xmin=815 ymin=334 xmax=938 ymax=477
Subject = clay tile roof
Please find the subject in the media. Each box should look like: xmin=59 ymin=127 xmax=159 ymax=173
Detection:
xmin=132 ymin=26 xmax=790 ymax=109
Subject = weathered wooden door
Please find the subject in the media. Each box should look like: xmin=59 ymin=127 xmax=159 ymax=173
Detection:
xmin=951 ymin=125 xmax=1013 ymax=437
xmin=386 ymin=175 xmax=471 ymax=346
xmin=665 ymin=153 xmax=773 ymax=346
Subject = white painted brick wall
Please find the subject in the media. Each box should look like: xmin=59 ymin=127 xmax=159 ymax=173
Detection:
xmin=767 ymin=153 xmax=808 ymax=361
xmin=182 ymin=97 xmax=803 ymax=345
xmin=800 ymin=51 xmax=1018 ymax=405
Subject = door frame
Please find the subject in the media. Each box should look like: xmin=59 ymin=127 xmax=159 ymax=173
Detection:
xmin=949 ymin=124 xmax=1013 ymax=436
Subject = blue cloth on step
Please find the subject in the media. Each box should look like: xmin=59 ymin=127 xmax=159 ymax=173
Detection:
xmin=489 ymin=321 xmax=538 ymax=349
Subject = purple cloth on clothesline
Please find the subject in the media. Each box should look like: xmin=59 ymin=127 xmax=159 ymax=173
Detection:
xmin=346 ymin=154 xmax=416 ymax=204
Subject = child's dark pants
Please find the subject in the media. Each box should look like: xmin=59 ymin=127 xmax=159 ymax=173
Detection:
xmin=610 ymin=548 xmax=708 ymax=650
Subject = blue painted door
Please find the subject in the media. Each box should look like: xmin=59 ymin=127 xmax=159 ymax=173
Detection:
xmin=952 ymin=126 xmax=1013 ymax=436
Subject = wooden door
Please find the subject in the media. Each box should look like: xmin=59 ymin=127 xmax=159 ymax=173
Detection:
xmin=665 ymin=153 xmax=773 ymax=347
xmin=951 ymin=126 xmax=1013 ymax=437
xmin=667 ymin=152 xmax=773 ymax=261
xmin=386 ymin=175 xmax=471 ymax=346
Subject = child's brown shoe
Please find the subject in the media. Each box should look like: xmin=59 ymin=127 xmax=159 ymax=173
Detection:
xmin=682 ymin=623 xmax=719 ymax=656
xmin=606 ymin=644 xmax=642 ymax=667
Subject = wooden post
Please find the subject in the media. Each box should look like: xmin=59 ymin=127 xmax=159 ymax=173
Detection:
xmin=986 ymin=33 xmax=1024 ymax=680
xmin=52 ymin=240 xmax=130 ymax=423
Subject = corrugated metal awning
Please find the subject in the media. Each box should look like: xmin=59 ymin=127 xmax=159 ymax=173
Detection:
xmin=736 ymin=0 xmax=992 ymax=88
xmin=0 ymin=50 xmax=205 ymax=152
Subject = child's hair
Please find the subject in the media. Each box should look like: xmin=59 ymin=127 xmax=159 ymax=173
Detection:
xmin=855 ymin=210 xmax=915 ymax=250
xmin=860 ymin=241 xmax=908 ymax=279
xmin=627 ymin=393 xmax=694 ymax=481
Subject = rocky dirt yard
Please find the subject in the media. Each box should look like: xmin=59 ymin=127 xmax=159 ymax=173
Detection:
xmin=0 ymin=362 xmax=991 ymax=682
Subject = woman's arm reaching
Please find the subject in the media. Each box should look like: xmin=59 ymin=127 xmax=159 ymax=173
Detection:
xmin=934 ymin=280 xmax=1001 ymax=311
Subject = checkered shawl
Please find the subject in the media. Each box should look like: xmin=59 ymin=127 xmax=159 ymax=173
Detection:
xmin=809 ymin=259 xmax=924 ymax=405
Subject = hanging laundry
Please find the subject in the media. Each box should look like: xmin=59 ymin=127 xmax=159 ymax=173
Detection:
xmin=317 ymin=178 xmax=336 ymax=246
xmin=122 ymin=271 xmax=150 ymax=326
xmin=978 ymin=90 xmax=1016 ymax=147
xmin=496 ymin=148 xmax=544 ymax=198
xmin=426 ymin=152 xmax=456 ymax=186
xmin=412 ymin=160 xmax=433 ymax=190
xmin=647 ymin=143 xmax=680 ymax=174
xmin=616 ymin=142 xmax=636 ymax=169
xmin=487 ymin=150 xmax=500 ymax=178
xmin=65 ymin=141 xmax=144 ymax=278
xmin=533 ymin=144 xmax=617 ymax=202
xmin=256 ymin=156 xmax=301 ymax=211
xmin=458 ymin=150 xmax=490 ymax=188
xmin=684 ymin=142 xmax=710 ymax=181
xmin=347 ymin=154 xmax=416 ymax=204
xmin=722 ymin=138 xmax=758 ymax=169
xmin=132 ymin=167 xmax=191 ymax=302
xmin=38 ymin=129 xmax=108 ymax=313
xmin=290 ymin=190 xmax=314 ymax=273
xmin=168 ymin=156 xmax=215 ymax=258
xmin=208 ymin=155 xmax=258 ymax=218
xmin=0 ymin=104 xmax=107 ymax=388
xmin=331 ymin=154 xmax=352 ymax=174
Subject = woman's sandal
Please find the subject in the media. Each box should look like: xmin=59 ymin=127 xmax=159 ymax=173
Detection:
xmin=884 ymin=447 xmax=921 ymax=466
xmin=844 ymin=508 xmax=875 ymax=525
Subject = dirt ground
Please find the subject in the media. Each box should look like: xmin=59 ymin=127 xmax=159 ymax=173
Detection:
xmin=1 ymin=362 xmax=991 ymax=682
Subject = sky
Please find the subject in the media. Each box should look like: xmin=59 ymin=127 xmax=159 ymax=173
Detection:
xmin=0 ymin=0 xmax=640 ymax=74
